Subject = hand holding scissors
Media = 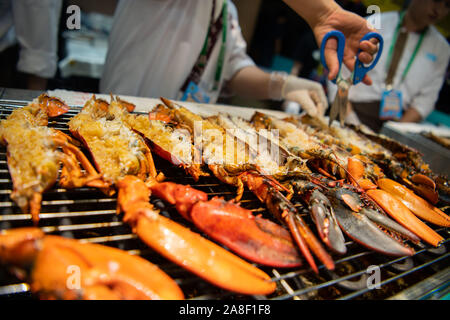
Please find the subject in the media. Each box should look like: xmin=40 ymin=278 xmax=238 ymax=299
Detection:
xmin=320 ymin=30 xmax=384 ymax=126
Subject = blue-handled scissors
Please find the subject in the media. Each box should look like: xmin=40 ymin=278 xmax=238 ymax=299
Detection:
xmin=320 ymin=30 xmax=384 ymax=126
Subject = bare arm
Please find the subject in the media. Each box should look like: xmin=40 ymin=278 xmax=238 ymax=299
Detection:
xmin=400 ymin=107 xmax=422 ymax=123
xmin=282 ymin=0 xmax=379 ymax=85
xmin=227 ymin=66 xmax=328 ymax=116
xmin=227 ymin=66 xmax=272 ymax=100
xmin=282 ymin=0 xmax=340 ymax=28
xmin=227 ymin=1 xmax=344 ymax=99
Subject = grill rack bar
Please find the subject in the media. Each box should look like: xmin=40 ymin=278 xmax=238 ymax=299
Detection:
xmin=0 ymin=98 xmax=449 ymax=300
xmin=339 ymin=250 xmax=450 ymax=300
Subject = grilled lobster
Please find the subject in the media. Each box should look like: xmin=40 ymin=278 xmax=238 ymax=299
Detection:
xmin=297 ymin=115 xmax=444 ymax=205
xmin=292 ymin=115 xmax=450 ymax=230
xmin=258 ymin=113 xmax=447 ymax=247
xmin=0 ymin=227 xmax=184 ymax=299
xmin=67 ymin=95 xmax=278 ymax=295
xmin=212 ymin=112 xmax=418 ymax=256
xmin=0 ymin=94 xmax=108 ymax=224
xmin=150 ymin=98 xmax=335 ymax=274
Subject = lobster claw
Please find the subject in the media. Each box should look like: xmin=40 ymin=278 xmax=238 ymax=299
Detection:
xmin=411 ymin=174 xmax=436 ymax=190
xmin=0 ymin=227 xmax=184 ymax=300
xmin=329 ymin=188 xmax=415 ymax=256
xmin=117 ymin=176 xmax=276 ymax=295
xmin=328 ymin=195 xmax=415 ymax=257
xmin=367 ymin=187 xmax=444 ymax=247
xmin=134 ymin=212 xmax=276 ymax=295
xmin=287 ymin=178 xmax=346 ymax=255
xmin=361 ymin=208 xmax=420 ymax=243
xmin=377 ymin=179 xmax=450 ymax=228
xmin=405 ymin=174 xmax=439 ymax=205
xmin=148 ymin=180 xmax=302 ymax=268
xmin=308 ymin=189 xmax=347 ymax=255
xmin=333 ymin=187 xmax=420 ymax=242
xmin=244 ymin=173 xmax=335 ymax=273
xmin=190 ymin=198 xmax=303 ymax=268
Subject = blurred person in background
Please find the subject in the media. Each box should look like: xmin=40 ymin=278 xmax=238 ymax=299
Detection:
xmin=328 ymin=0 xmax=450 ymax=132
xmin=0 ymin=0 xmax=62 ymax=91
xmin=100 ymin=0 xmax=379 ymax=117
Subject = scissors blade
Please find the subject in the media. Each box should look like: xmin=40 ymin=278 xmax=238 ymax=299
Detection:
xmin=328 ymin=97 xmax=340 ymax=126
xmin=339 ymin=90 xmax=349 ymax=127
xmin=329 ymin=81 xmax=350 ymax=127
xmin=330 ymin=80 xmax=350 ymax=127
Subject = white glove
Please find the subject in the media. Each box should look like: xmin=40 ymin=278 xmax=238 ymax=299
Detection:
xmin=345 ymin=110 xmax=362 ymax=126
xmin=268 ymin=72 xmax=328 ymax=117
xmin=282 ymin=75 xmax=328 ymax=117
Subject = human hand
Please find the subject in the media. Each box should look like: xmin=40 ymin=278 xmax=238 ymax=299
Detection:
xmin=282 ymin=76 xmax=328 ymax=117
xmin=345 ymin=110 xmax=362 ymax=126
xmin=312 ymin=7 xmax=380 ymax=85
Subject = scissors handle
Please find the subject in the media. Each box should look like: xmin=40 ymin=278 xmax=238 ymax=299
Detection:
xmin=352 ymin=32 xmax=384 ymax=85
xmin=320 ymin=31 xmax=345 ymax=84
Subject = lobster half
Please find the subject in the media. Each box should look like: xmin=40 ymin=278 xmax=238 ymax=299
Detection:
xmin=0 ymin=94 xmax=109 ymax=224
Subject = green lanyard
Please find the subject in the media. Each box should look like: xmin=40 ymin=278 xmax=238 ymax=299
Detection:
xmin=198 ymin=0 xmax=228 ymax=91
xmin=385 ymin=11 xmax=427 ymax=85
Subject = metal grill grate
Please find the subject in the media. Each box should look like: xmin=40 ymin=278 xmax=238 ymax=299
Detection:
xmin=0 ymin=98 xmax=449 ymax=300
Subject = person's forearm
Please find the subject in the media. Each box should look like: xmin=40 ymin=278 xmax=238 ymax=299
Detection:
xmin=227 ymin=66 xmax=272 ymax=100
xmin=400 ymin=107 xmax=422 ymax=123
xmin=282 ymin=0 xmax=340 ymax=28
xmin=26 ymin=74 xmax=48 ymax=91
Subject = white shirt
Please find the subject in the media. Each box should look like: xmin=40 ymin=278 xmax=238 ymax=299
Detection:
xmin=328 ymin=11 xmax=450 ymax=119
xmin=0 ymin=0 xmax=62 ymax=78
xmin=100 ymin=0 xmax=255 ymax=103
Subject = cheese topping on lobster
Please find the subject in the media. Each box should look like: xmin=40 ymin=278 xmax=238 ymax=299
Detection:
xmin=68 ymin=99 xmax=147 ymax=183
xmin=0 ymin=101 xmax=60 ymax=209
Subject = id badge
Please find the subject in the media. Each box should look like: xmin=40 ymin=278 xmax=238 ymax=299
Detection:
xmin=180 ymin=81 xmax=211 ymax=104
xmin=379 ymin=89 xmax=403 ymax=120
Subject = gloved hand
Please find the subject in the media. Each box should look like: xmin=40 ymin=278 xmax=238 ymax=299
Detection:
xmin=345 ymin=109 xmax=361 ymax=126
xmin=269 ymin=72 xmax=328 ymax=117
